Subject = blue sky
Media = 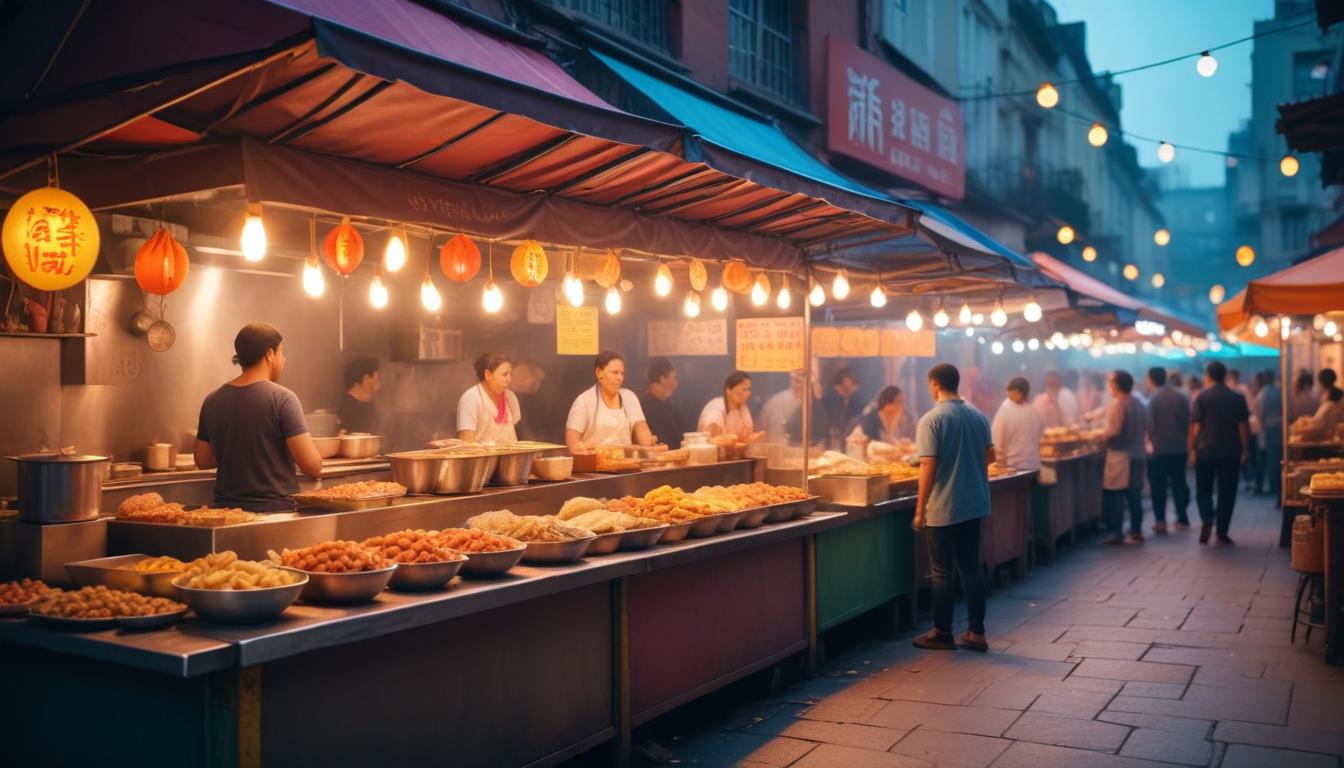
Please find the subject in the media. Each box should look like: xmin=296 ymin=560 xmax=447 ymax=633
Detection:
xmin=1052 ymin=0 xmax=1274 ymax=188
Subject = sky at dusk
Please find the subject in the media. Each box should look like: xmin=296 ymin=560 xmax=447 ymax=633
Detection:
xmin=1052 ymin=0 xmax=1275 ymax=189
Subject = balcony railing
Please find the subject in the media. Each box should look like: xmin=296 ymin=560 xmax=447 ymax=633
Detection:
xmin=971 ymin=157 xmax=1090 ymax=236
xmin=552 ymin=0 xmax=669 ymax=52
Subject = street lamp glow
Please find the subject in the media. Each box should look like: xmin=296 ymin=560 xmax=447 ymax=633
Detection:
xmin=1158 ymin=142 xmax=1175 ymax=163
xmin=1123 ymin=263 xmax=1139 ymax=281
xmin=870 ymin=285 xmax=887 ymax=308
xmin=1056 ymin=224 xmax=1075 ymax=244
xmin=1088 ymin=123 xmax=1109 ymax=147
xmin=654 ymin=264 xmax=673 ymax=297
xmin=1154 ymin=228 xmax=1171 ymax=246
xmin=1036 ymin=82 xmax=1059 ymax=109
xmin=1081 ymin=245 xmax=1098 ymax=262
xmin=1151 ymin=272 xmax=1165 ymax=288
xmin=831 ymin=269 xmax=850 ymax=300
xmin=1208 ymin=284 xmax=1225 ymax=304
xmin=1281 ymin=154 xmax=1300 ymax=177
xmin=905 ymin=307 xmax=923 ymax=331
xmin=604 ymin=286 xmax=622 ymax=315
xmin=1196 ymin=51 xmax=1218 ymax=77
xmin=1235 ymin=245 xmax=1255 ymax=267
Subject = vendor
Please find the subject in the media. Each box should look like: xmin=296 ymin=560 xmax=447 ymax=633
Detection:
xmin=565 ymin=350 xmax=654 ymax=450
xmin=457 ymin=352 xmax=521 ymax=443
xmin=698 ymin=370 xmax=762 ymax=442
xmin=194 ymin=322 xmax=323 ymax=512
xmin=338 ymin=356 xmax=381 ymax=434
xmin=861 ymin=385 xmax=915 ymax=443
xmin=643 ymin=357 xmax=687 ymax=448
xmin=1315 ymin=386 xmax=1343 ymax=436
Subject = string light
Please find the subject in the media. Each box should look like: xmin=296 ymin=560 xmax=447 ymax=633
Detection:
xmin=1036 ymin=82 xmax=1059 ymax=108
xmin=958 ymin=302 xmax=972 ymax=325
xmin=1151 ymin=272 xmax=1165 ymax=288
xmin=604 ymin=285 xmax=622 ymax=315
xmin=1123 ymin=263 xmax=1140 ymax=281
xmin=1081 ymin=245 xmax=1098 ymax=262
xmin=1023 ymin=296 xmax=1043 ymax=323
xmin=654 ymin=263 xmax=673 ymax=297
xmin=776 ymin=276 xmax=792 ymax=310
xmin=683 ymin=291 xmax=701 ymax=318
xmin=934 ymin=301 xmax=950 ymax=328
xmin=870 ymin=285 xmax=887 ymax=308
xmin=1153 ymin=228 xmax=1171 ymax=246
xmin=1236 ymin=245 xmax=1255 ymax=267
xmin=751 ymin=272 xmax=771 ymax=306
xmin=302 ymin=258 xmax=324 ymax=298
xmin=990 ymin=297 xmax=1007 ymax=327
xmin=991 ymin=340 xmax=1004 ymax=355
xmin=1253 ymin=317 xmax=1269 ymax=338
xmin=712 ymin=284 xmax=730 ymax=312
xmin=973 ymin=313 xmax=985 ymax=325
xmin=383 ymin=226 xmax=408 ymax=273
xmin=482 ymin=243 xmax=503 ymax=313
xmin=563 ymin=270 xmax=584 ymax=308
xmin=1051 ymin=332 xmax=1066 ymax=348
xmin=420 ymin=276 xmax=442 ymax=312
xmin=831 ymin=269 xmax=850 ymax=300
xmin=1280 ymin=154 xmax=1300 ymax=177
xmin=1324 ymin=320 xmax=1339 ymax=337
xmin=1057 ymin=225 xmax=1075 ymax=245
xmin=1208 ymin=284 xmax=1225 ymax=304
xmin=1281 ymin=320 xmax=1291 ymax=341
xmin=808 ymin=279 xmax=825 ymax=307
xmin=369 ymin=272 xmax=388 ymax=309
xmin=1088 ymin=123 xmax=1109 ymax=147
xmin=241 ymin=204 xmax=267 ymax=262
xmin=1029 ymin=338 xmax=1040 ymax=350
xmin=905 ymin=307 xmax=923 ymax=331
xmin=1313 ymin=314 xmax=1326 ymax=330
xmin=1196 ymin=51 xmax=1218 ymax=77
xmin=1012 ymin=339 xmax=1025 ymax=353
xmin=1157 ymin=142 xmax=1175 ymax=163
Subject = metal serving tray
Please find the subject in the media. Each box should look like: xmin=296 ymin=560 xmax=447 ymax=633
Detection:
xmin=586 ymin=531 xmax=623 ymax=555
xmin=116 ymin=606 xmax=188 ymax=630
xmin=808 ymin=474 xmax=890 ymax=507
xmin=618 ymin=524 xmax=668 ymax=551
xmin=735 ymin=506 xmax=771 ymax=529
xmin=298 ymin=564 xmax=397 ymax=604
xmin=688 ymin=512 xmax=732 ymax=538
xmin=657 ymin=520 xmax=695 ymax=543
xmin=65 ymin=553 xmax=183 ymax=598
xmin=290 ymin=492 xmax=404 ymax=511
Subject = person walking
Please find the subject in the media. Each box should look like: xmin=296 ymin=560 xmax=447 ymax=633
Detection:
xmin=1190 ymin=362 xmax=1251 ymax=545
xmin=1145 ymin=367 xmax=1190 ymax=533
xmin=913 ymin=363 xmax=994 ymax=653
xmin=1102 ymin=370 xmax=1147 ymax=544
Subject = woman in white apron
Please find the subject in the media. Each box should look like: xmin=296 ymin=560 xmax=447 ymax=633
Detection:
xmin=698 ymin=370 xmax=763 ymax=442
xmin=457 ymin=352 xmax=521 ymax=443
xmin=565 ymin=350 xmax=654 ymax=451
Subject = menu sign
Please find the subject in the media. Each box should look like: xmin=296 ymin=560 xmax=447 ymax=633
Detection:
xmin=647 ymin=318 xmax=728 ymax=357
xmin=880 ymin=328 xmax=936 ymax=357
xmin=736 ymin=317 xmax=805 ymax=372
xmin=826 ymin=36 xmax=965 ymax=200
xmin=556 ymin=305 xmax=599 ymax=355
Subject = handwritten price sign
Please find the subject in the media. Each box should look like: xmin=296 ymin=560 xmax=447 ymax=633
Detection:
xmin=736 ymin=317 xmax=805 ymax=372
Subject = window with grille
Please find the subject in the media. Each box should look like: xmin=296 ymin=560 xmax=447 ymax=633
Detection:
xmin=729 ymin=0 xmax=796 ymax=102
xmin=555 ymin=0 xmax=668 ymax=51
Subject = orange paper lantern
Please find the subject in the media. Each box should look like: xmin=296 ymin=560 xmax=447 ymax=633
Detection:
xmin=510 ymin=239 xmax=549 ymax=287
xmin=722 ymin=261 xmax=752 ymax=295
xmin=594 ymin=249 xmax=622 ymax=289
xmin=322 ymin=216 xmax=364 ymax=276
xmin=134 ymin=227 xmax=189 ymax=295
xmin=2 ymin=186 xmax=100 ymax=291
xmin=440 ymin=234 xmax=481 ymax=282
xmin=688 ymin=259 xmax=708 ymax=292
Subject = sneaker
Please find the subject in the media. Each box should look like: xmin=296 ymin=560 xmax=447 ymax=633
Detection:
xmin=912 ymin=629 xmax=956 ymax=651
xmin=958 ymin=631 xmax=989 ymax=653
xmin=1174 ymin=521 xmax=1191 ymax=531
xmin=1199 ymin=524 xmax=1212 ymax=544
xmin=1216 ymin=535 xmax=1235 ymax=546
xmin=1153 ymin=522 xmax=1168 ymax=535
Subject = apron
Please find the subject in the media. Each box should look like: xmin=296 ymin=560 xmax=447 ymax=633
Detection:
xmin=473 ymin=384 xmax=517 ymax=444
xmin=722 ymin=404 xmax=753 ymax=441
xmin=1103 ymin=449 xmax=1131 ymax=491
xmin=587 ymin=386 xmax=632 ymax=446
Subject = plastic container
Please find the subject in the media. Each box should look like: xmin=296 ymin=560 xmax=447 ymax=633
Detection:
xmin=682 ymin=432 xmax=710 ymax=446
xmin=687 ymin=444 xmax=719 ymax=465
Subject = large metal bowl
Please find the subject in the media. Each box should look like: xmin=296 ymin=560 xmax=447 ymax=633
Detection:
xmin=689 ymin=512 xmax=731 ymax=538
xmin=490 ymin=451 xmax=537 ymax=486
xmin=172 ymin=570 xmax=308 ymax=624
xmin=386 ymin=451 xmax=445 ymax=494
xmin=436 ymin=453 xmax=499 ymax=494
xmin=618 ymin=524 xmax=668 ymax=551
xmin=521 ymin=536 xmax=595 ymax=564
xmin=298 ymin=564 xmax=397 ymax=603
xmin=657 ymin=520 xmax=695 ymax=544
xmin=458 ymin=545 xmax=527 ymax=578
xmin=338 ymin=433 xmax=383 ymax=459
xmin=387 ymin=557 xmax=466 ymax=592
xmin=66 ymin=554 xmax=183 ymax=598
xmin=716 ymin=509 xmax=748 ymax=532
xmin=586 ymin=531 xmax=623 ymax=555
xmin=312 ymin=436 xmax=342 ymax=459
xmin=736 ymin=506 xmax=771 ymax=530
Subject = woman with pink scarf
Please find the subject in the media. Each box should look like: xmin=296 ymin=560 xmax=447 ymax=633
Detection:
xmin=456 ymin=352 xmax=521 ymax=443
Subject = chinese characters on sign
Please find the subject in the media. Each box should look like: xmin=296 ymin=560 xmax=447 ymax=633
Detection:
xmin=827 ymin=36 xmax=965 ymax=200
xmin=647 ymin=318 xmax=728 ymax=357
xmin=555 ymin=305 xmax=599 ymax=355
xmin=1 ymin=186 xmax=100 ymax=292
xmin=736 ymin=317 xmax=805 ymax=372
xmin=810 ymin=327 xmax=936 ymax=358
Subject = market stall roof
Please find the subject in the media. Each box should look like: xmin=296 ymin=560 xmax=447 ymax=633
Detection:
xmin=1277 ymin=91 xmax=1344 ymax=153
xmin=1217 ymin=244 xmax=1344 ymax=331
xmin=1029 ymin=252 xmax=1207 ymax=337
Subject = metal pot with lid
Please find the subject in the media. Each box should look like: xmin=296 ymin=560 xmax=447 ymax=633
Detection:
xmin=7 ymin=449 xmax=110 ymax=523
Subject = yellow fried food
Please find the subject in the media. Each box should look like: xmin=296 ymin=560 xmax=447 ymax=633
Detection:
xmin=565 ymin=509 xmax=660 ymax=534
xmin=30 ymin=585 xmax=184 ymax=619
xmin=301 ymin=480 xmax=406 ymax=500
xmin=557 ymin=496 xmax=606 ymax=520
xmin=466 ymin=509 xmax=592 ymax=542
xmin=116 ymin=492 xmax=165 ymax=515
xmin=179 ymin=551 xmax=303 ymax=590
xmin=133 ymin=556 xmax=185 ymax=573
xmin=184 ymin=507 xmax=254 ymax=527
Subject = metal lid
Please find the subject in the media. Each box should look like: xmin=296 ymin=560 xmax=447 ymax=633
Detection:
xmin=8 ymin=452 xmax=110 ymax=463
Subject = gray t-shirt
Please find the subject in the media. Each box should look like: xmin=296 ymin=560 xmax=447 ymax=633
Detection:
xmin=1145 ymin=387 xmax=1188 ymax=456
xmin=916 ymin=398 xmax=993 ymax=527
xmin=197 ymin=381 xmax=309 ymax=511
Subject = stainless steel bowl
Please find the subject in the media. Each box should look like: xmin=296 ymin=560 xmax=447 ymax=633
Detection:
xmin=586 ymin=531 xmax=623 ymax=555
xmin=173 ymin=570 xmax=308 ymax=624
xmin=459 ymin=546 xmax=526 ymax=577
xmin=618 ymin=525 xmax=668 ymax=551
xmin=338 ymin=433 xmax=383 ymax=459
xmin=530 ymin=456 xmax=573 ymax=481
xmin=689 ymin=513 xmax=731 ymax=538
xmin=490 ymin=451 xmax=537 ymax=486
xmin=436 ymin=453 xmax=498 ymax=494
xmin=313 ymin=436 xmax=342 ymax=459
xmin=67 ymin=554 xmax=183 ymax=599
xmin=736 ymin=506 xmax=771 ymax=529
xmin=387 ymin=557 xmax=465 ymax=591
xmin=765 ymin=502 xmax=796 ymax=523
xmin=298 ymin=564 xmax=397 ymax=603
xmin=658 ymin=521 xmax=695 ymax=544
xmin=116 ymin=606 xmax=188 ymax=631
xmin=716 ymin=509 xmax=748 ymax=532
xmin=386 ymin=451 xmax=445 ymax=494
xmin=521 ymin=536 xmax=595 ymax=564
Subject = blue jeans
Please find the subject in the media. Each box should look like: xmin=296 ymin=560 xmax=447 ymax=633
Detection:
xmin=926 ymin=518 xmax=986 ymax=636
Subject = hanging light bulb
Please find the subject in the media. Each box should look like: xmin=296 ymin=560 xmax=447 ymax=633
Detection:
xmin=905 ymin=307 xmax=923 ymax=331
xmin=302 ymin=258 xmax=325 ymax=298
xmin=1012 ymin=339 xmax=1025 ymax=353
xmin=1324 ymin=320 xmax=1339 ymax=337
xmin=1023 ymin=296 xmax=1043 ymax=323
xmin=934 ymin=301 xmax=950 ymax=328
xmin=1056 ymin=224 xmax=1076 ymax=244
xmin=973 ymin=312 xmax=985 ymax=325
xmin=1051 ymin=331 xmax=1066 ymax=348
xmin=751 ymin=272 xmax=771 ymax=306
xmin=1196 ymin=51 xmax=1218 ymax=77
xmin=831 ymin=269 xmax=850 ymax=300
xmin=683 ymin=291 xmax=701 ymax=318
xmin=1087 ymin=122 xmax=1109 ymax=147
xmin=991 ymin=340 xmax=1005 ymax=355
xmin=563 ymin=270 xmax=584 ymax=308
xmin=1235 ymin=245 xmax=1256 ymax=267
xmin=808 ymin=279 xmax=825 ymax=307
xmin=604 ymin=285 xmax=622 ymax=315
xmin=990 ymin=297 xmax=1007 ymax=327
xmin=1280 ymin=154 xmax=1300 ymax=177
xmin=1153 ymin=228 xmax=1171 ymax=246
xmin=1253 ymin=317 xmax=1269 ymax=338
xmin=369 ymin=272 xmax=389 ymax=309
xmin=1081 ymin=245 xmax=1098 ymax=262
xmin=482 ymin=280 xmax=503 ymax=313
xmin=241 ymin=204 xmax=267 ymax=262
xmin=384 ymin=226 xmax=408 ymax=273
xmin=1208 ymin=284 xmax=1226 ymax=304
xmin=966 ymin=327 xmax=976 ymax=337
xmin=958 ymin=302 xmax=972 ymax=325
xmin=1036 ymin=82 xmax=1059 ymax=109
xmin=1157 ymin=142 xmax=1175 ymax=163
xmin=421 ymin=276 xmax=442 ymax=312
xmin=1313 ymin=314 xmax=1326 ymax=330
xmin=1123 ymin=263 xmax=1140 ymax=281
xmin=711 ymin=284 xmax=730 ymax=312
xmin=776 ymin=277 xmax=792 ymax=310
xmin=1151 ymin=272 xmax=1166 ymax=288
xmin=869 ymin=285 xmax=887 ymax=308
xmin=654 ymin=263 xmax=673 ymax=297
xmin=1281 ymin=320 xmax=1291 ymax=341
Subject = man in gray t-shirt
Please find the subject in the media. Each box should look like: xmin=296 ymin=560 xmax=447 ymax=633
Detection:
xmin=913 ymin=363 xmax=995 ymax=653
xmin=195 ymin=323 xmax=323 ymax=512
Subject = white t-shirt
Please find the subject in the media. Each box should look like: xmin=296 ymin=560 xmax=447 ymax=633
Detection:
xmin=456 ymin=384 xmax=521 ymax=443
xmin=697 ymin=396 xmax=755 ymax=440
xmin=566 ymin=386 xmax=647 ymax=446
xmin=1032 ymin=387 xmax=1080 ymax=429
xmin=759 ymin=389 xmax=801 ymax=444
xmin=992 ymin=397 xmax=1044 ymax=471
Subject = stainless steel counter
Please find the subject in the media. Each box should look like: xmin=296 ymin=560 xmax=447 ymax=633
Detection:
xmin=100 ymin=458 xmax=391 ymax=511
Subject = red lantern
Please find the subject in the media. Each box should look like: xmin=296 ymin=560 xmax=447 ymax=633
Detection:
xmin=322 ymin=216 xmax=364 ymax=275
xmin=439 ymin=234 xmax=481 ymax=283
xmin=134 ymin=227 xmax=190 ymax=295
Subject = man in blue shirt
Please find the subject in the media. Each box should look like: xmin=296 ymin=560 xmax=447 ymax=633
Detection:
xmin=913 ymin=363 xmax=995 ymax=652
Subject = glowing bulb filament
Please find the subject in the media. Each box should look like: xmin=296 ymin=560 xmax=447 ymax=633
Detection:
xmin=604 ymin=286 xmax=622 ymax=315
xmin=301 ymin=259 xmax=324 ymax=298
xmin=241 ymin=211 xmax=267 ymax=263
xmin=809 ymin=281 xmax=825 ymax=307
xmin=870 ymin=286 xmax=886 ymax=308
xmin=369 ymin=274 xmax=388 ymax=309
xmin=831 ymin=269 xmax=850 ymax=300
xmin=384 ymin=229 xmax=407 ymax=273
xmin=711 ymin=285 xmax=729 ymax=312
xmin=654 ymin=264 xmax=673 ymax=297
xmin=420 ymin=277 xmax=442 ymax=312
xmin=482 ymin=280 xmax=503 ymax=313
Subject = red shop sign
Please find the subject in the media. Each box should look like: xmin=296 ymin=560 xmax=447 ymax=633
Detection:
xmin=825 ymin=36 xmax=965 ymax=200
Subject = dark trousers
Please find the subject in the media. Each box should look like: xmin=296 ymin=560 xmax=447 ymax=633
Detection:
xmin=926 ymin=518 xmax=986 ymax=636
xmin=1243 ymin=433 xmax=1259 ymax=486
xmin=1264 ymin=441 xmax=1283 ymax=497
xmin=1104 ymin=458 xmax=1146 ymax=537
xmin=1195 ymin=457 xmax=1240 ymax=537
xmin=1147 ymin=453 xmax=1190 ymax=524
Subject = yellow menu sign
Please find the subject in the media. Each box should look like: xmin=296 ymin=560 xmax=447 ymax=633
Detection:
xmin=879 ymin=328 xmax=936 ymax=357
xmin=736 ymin=317 xmax=805 ymax=372
xmin=556 ymin=305 xmax=599 ymax=355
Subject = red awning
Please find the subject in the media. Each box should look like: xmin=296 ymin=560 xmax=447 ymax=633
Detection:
xmin=1217 ymin=244 xmax=1344 ymax=331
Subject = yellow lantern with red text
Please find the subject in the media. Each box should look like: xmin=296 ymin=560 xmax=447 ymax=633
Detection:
xmin=322 ymin=216 xmax=364 ymax=276
xmin=439 ymin=234 xmax=481 ymax=283
xmin=510 ymin=239 xmax=549 ymax=287
xmin=2 ymin=186 xmax=100 ymax=291
xmin=134 ymin=227 xmax=190 ymax=295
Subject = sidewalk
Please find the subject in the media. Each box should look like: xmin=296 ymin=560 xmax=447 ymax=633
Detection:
xmin=640 ymin=493 xmax=1343 ymax=767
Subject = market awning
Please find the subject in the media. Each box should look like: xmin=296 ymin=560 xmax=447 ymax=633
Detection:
xmin=1277 ymin=91 xmax=1344 ymax=153
xmin=1030 ymin=252 xmax=1206 ymax=337
xmin=1217 ymin=244 xmax=1344 ymax=331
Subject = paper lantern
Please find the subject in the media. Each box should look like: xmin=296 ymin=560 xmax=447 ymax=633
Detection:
xmin=722 ymin=261 xmax=752 ymax=294
xmin=439 ymin=234 xmax=481 ymax=283
xmin=134 ymin=227 xmax=189 ymax=296
xmin=688 ymin=259 xmax=708 ymax=291
xmin=594 ymin=249 xmax=621 ymax=289
xmin=2 ymin=186 xmax=100 ymax=291
xmin=510 ymin=239 xmax=549 ymax=287
xmin=322 ymin=216 xmax=364 ymax=275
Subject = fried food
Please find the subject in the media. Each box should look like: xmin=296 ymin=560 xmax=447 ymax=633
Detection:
xmin=869 ymin=463 xmax=920 ymax=483
xmin=565 ymin=509 xmax=660 ymax=534
xmin=133 ymin=556 xmax=186 ymax=573
xmin=117 ymin=492 xmax=166 ymax=515
xmin=301 ymin=480 xmax=406 ymax=500
xmin=184 ymin=507 xmax=254 ymax=527
xmin=30 ymin=585 xmax=184 ymax=619
xmin=179 ymin=551 xmax=303 ymax=590
xmin=1311 ymin=472 xmax=1344 ymax=491
xmin=0 ymin=578 xmax=54 ymax=606
xmin=434 ymin=528 xmax=523 ymax=553
xmin=272 ymin=540 xmax=389 ymax=573
xmin=363 ymin=529 xmax=465 ymax=564
xmin=466 ymin=509 xmax=592 ymax=542
xmin=557 ymin=496 xmax=606 ymax=520
xmin=698 ymin=482 xmax=810 ymax=507
xmin=115 ymin=501 xmax=188 ymax=524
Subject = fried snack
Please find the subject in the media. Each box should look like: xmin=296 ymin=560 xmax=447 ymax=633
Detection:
xmin=272 ymin=540 xmax=389 ymax=573
xmin=301 ymin=480 xmax=406 ymax=500
xmin=134 ymin=556 xmax=186 ymax=573
xmin=566 ymin=509 xmax=661 ymax=534
xmin=557 ymin=496 xmax=607 ymax=521
xmin=869 ymin=463 xmax=920 ymax=483
xmin=30 ymin=585 xmax=184 ymax=619
xmin=179 ymin=551 xmax=303 ymax=590
xmin=363 ymin=529 xmax=465 ymax=564
xmin=466 ymin=509 xmax=592 ymax=542
xmin=115 ymin=501 xmax=188 ymax=524
xmin=697 ymin=482 xmax=810 ymax=508
xmin=116 ymin=492 xmax=165 ymax=516
xmin=1311 ymin=472 xmax=1344 ymax=491
xmin=184 ymin=507 xmax=254 ymax=527
xmin=0 ymin=578 xmax=54 ymax=606
xmin=434 ymin=528 xmax=524 ymax=553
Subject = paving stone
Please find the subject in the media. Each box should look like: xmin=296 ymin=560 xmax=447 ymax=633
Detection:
xmin=1032 ymin=604 xmax=1139 ymax=627
xmin=1003 ymin=713 xmax=1130 ymax=751
xmin=875 ymin=676 xmax=990 ymax=706
xmin=1071 ymin=640 xmax=1151 ymax=660
xmin=1117 ymin=728 xmax=1212 ymax=765
xmin=1105 ymin=684 xmax=1289 ymax=725
xmin=1189 ymin=665 xmax=1292 ymax=694
xmin=738 ymin=736 xmax=818 ymax=766
xmin=990 ymin=740 xmax=1173 ymax=768
xmin=780 ymin=720 xmax=908 ymax=752
xmin=1025 ymin=690 xmax=1114 ymax=720
xmin=998 ymin=623 xmax=1071 ymax=644
xmin=1219 ymin=744 xmax=1339 ymax=768
xmin=1179 ymin=616 xmax=1244 ymax=633
xmin=887 ymin=728 xmax=1011 ymax=768
xmin=789 ymin=743 xmax=932 ymax=768
xmin=1119 ymin=681 xmax=1185 ymax=699
xmin=1001 ymin=641 xmax=1078 ymax=662
xmin=800 ymin=696 xmax=887 ymax=723
xmin=862 ymin=700 xmax=1021 ymax=738
xmin=1095 ymin=711 xmax=1212 ymax=737
xmin=1072 ymin=658 xmax=1195 ymax=684
xmin=1058 ymin=626 xmax=1163 ymax=645
xmin=1213 ymin=720 xmax=1344 ymax=757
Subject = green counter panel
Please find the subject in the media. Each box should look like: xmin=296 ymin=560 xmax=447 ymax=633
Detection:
xmin=816 ymin=506 xmax=914 ymax=631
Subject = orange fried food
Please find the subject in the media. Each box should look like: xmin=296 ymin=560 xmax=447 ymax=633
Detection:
xmin=274 ymin=540 xmax=389 ymax=573
xmin=433 ymin=528 xmax=523 ymax=553
xmin=363 ymin=529 xmax=465 ymax=564
xmin=0 ymin=578 xmax=54 ymax=606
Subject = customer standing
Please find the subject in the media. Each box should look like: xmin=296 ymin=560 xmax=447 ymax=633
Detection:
xmin=1258 ymin=370 xmax=1283 ymax=503
xmin=1145 ymin=367 xmax=1190 ymax=533
xmin=913 ymin=364 xmax=994 ymax=652
xmin=1101 ymin=371 xmax=1147 ymax=544
xmin=1292 ymin=370 xmax=1317 ymax=421
xmin=1189 ymin=361 xmax=1250 ymax=545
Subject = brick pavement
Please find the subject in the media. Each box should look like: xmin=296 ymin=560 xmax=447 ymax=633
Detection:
xmin=645 ymin=493 xmax=1343 ymax=767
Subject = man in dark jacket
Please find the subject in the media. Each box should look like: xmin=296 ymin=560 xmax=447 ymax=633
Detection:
xmin=1190 ymin=362 xmax=1251 ymax=545
xmin=1145 ymin=367 xmax=1189 ymax=533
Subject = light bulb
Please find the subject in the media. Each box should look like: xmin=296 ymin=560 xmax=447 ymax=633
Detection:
xmin=1280 ymin=154 xmax=1300 ymax=177
xmin=711 ymin=285 xmax=730 ymax=312
xmin=604 ymin=285 xmax=622 ymax=315
xmin=1057 ymin=225 xmax=1075 ymax=245
xmin=1236 ymin=245 xmax=1255 ymax=267
xmin=831 ymin=269 xmax=850 ymax=300
xmin=958 ymin=302 xmax=972 ymax=325
xmin=751 ymin=273 xmax=770 ymax=306
xmin=683 ymin=291 xmax=701 ymax=318
xmin=1313 ymin=314 xmax=1325 ymax=330
xmin=1012 ymin=339 xmax=1025 ymax=353
xmin=990 ymin=303 xmax=1007 ymax=328
xmin=808 ymin=281 xmax=825 ymax=307
xmin=384 ymin=229 xmax=407 ymax=273
xmin=1123 ymin=263 xmax=1139 ymax=281
xmin=1281 ymin=320 xmax=1291 ymax=341
xmin=934 ymin=306 xmax=950 ymax=328
xmin=1324 ymin=320 xmax=1339 ymax=337
xmin=369 ymin=273 xmax=388 ymax=309
xmin=966 ymin=327 xmax=975 ymax=337
xmin=241 ymin=209 xmax=267 ymax=262
xmin=1208 ymin=284 xmax=1225 ymax=304
xmin=870 ymin=286 xmax=887 ymax=308
xmin=1153 ymin=228 xmax=1171 ymax=246
xmin=905 ymin=307 xmax=923 ymax=331
xmin=654 ymin=264 xmax=673 ymax=297
xmin=1051 ymin=332 xmax=1066 ymax=347
xmin=420 ymin=276 xmax=442 ymax=312
xmin=1158 ymin=142 xmax=1175 ymax=163
xmin=1151 ymin=272 xmax=1165 ymax=288
xmin=563 ymin=271 xmax=584 ymax=307
xmin=991 ymin=341 xmax=1004 ymax=355
xmin=776 ymin=281 xmax=792 ymax=310
xmin=482 ymin=279 xmax=503 ymax=313
xmin=973 ymin=313 xmax=985 ymax=325
xmin=301 ymin=259 xmax=324 ymax=298
xmin=1087 ymin=123 xmax=1108 ymax=147
xmin=1023 ymin=298 xmax=1042 ymax=323
xmin=1036 ymin=82 xmax=1059 ymax=109
xmin=1082 ymin=245 xmax=1098 ymax=262
xmin=1196 ymin=51 xmax=1218 ymax=77
xmin=1254 ymin=318 xmax=1269 ymax=338
xmin=1045 ymin=340 xmax=1056 ymax=350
